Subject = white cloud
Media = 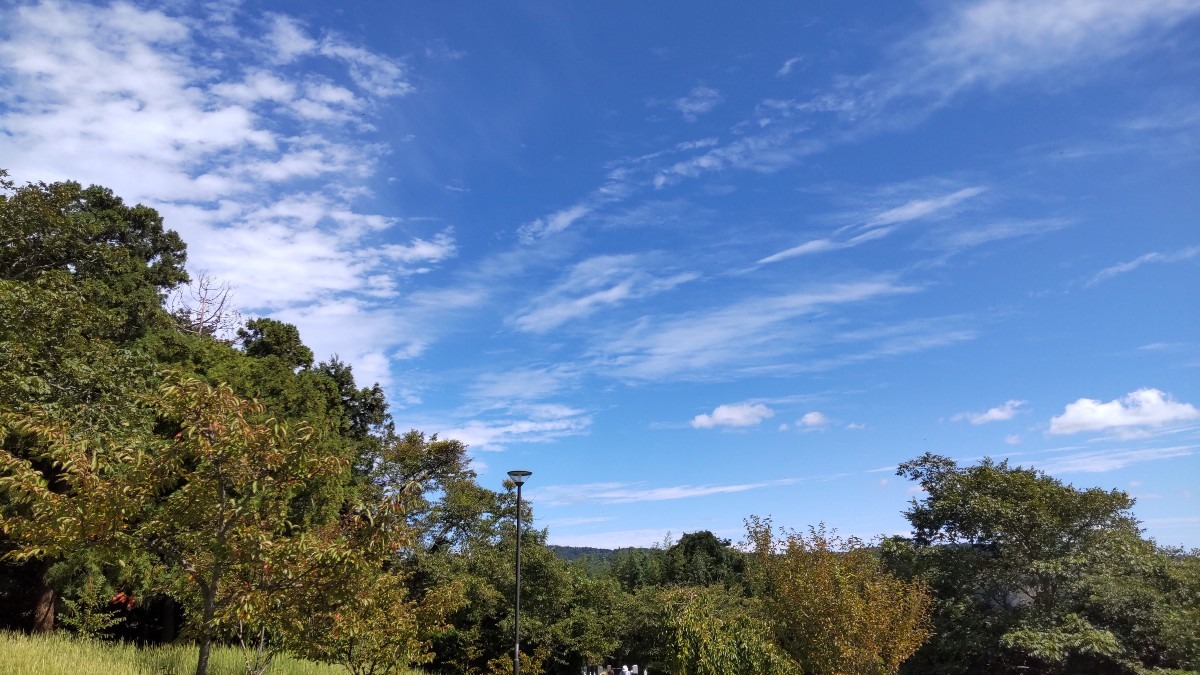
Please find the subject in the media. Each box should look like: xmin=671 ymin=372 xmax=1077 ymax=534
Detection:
xmin=954 ymin=400 xmax=1027 ymax=424
xmin=598 ymin=278 xmax=920 ymax=381
xmin=319 ymin=39 xmax=415 ymax=97
xmin=904 ymin=0 xmax=1200 ymax=98
xmin=381 ymin=231 xmax=458 ymax=265
xmin=467 ymin=366 xmax=577 ymax=405
xmin=865 ymin=186 xmax=987 ymax=227
xmin=759 ymin=227 xmax=894 ymax=264
xmin=0 ymin=1 xmax=444 ymax=400
xmin=692 ymin=403 xmax=775 ymax=429
xmin=532 ymin=479 xmax=794 ymax=506
xmin=546 ymin=528 xmax=680 ymax=549
xmin=674 ymin=85 xmax=723 ymax=121
xmin=540 ymin=516 xmax=615 ymax=528
xmin=937 ymin=217 xmax=1073 ymax=249
xmin=1005 ymin=434 xmax=1022 ymax=445
xmin=517 ymin=172 xmax=634 ymax=240
xmin=1088 ymin=245 xmax=1200 ymax=286
xmin=527 ymin=0 xmax=1200 ymax=243
xmin=776 ymin=56 xmax=803 ymax=77
xmin=759 ymin=185 xmax=986 ymax=265
xmin=798 ymin=411 xmax=828 ymax=429
xmin=440 ymin=405 xmax=593 ymax=451
xmin=1039 ymin=445 xmax=1196 ymax=473
xmin=264 ymin=13 xmax=317 ymax=63
xmin=513 ymin=254 xmax=698 ymax=333
xmin=1048 ymin=388 xmax=1200 ymax=435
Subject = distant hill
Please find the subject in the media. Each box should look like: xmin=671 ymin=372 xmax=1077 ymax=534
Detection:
xmin=547 ymin=544 xmax=655 ymax=562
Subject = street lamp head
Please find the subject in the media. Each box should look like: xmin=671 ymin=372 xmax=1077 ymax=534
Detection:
xmin=507 ymin=470 xmax=532 ymax=485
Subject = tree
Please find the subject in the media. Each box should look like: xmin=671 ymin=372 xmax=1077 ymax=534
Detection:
xmin=884 ymin=453 xmax=1170 ymax=674
xmin=0 ymin=272 xmax=164 ymax=632
xmin=662 ymin=531 xmax=745 ymax=589
xmin=628 ymin=585 xmax=797 ymax=675
xmin=1 ymin=173 xmax=188 ymax=632
xmin=745 ymin=517 xmax=932 ymax=675
xmin=142 ymin=376 xmax=350 ymax=675
xmin=238 ymin=318 xmax=313 ymax=371
xmin=0 ymin=176 xmax=187 ymax=340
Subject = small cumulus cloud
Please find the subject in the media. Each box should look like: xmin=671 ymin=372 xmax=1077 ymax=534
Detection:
xmin=674 ymin=85 xmax=723 ymax=122
xmin=692 ymin=403 xmax=775 ymax=429
xmin=1048 ymin=388 xmax=1199 ymax=436
xmin=953 ymin=400 xmax=1027 ymax=424
xmin=1005 ymin=434 xmax=1022 ymax=445
xmin=798 ymin=411 xmax=829 ymax=429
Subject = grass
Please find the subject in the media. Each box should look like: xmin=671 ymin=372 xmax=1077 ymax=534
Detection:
xmin=0 ymin=631 xmax=423 ymax=675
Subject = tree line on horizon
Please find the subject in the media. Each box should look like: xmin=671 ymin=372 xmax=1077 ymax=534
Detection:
xmin=1 ymin=170 xmax=1198 ymax=675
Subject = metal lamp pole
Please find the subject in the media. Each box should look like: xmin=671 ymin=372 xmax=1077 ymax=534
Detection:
xmin=507 ymin=470 xmax=532 ymax=675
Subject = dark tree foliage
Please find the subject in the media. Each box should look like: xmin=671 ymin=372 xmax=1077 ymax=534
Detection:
xmin=1 ymin=173 xmax=189 ymax=633
xmin=0 ymin=177 xmax=187 ymax=340
xmin=238 ymin=318 xmax=314 ymax=371
xmin=884 ymin=453 xmax=1196 ymax=675
xmin=662 ymin=531 xmax=746 ymax=589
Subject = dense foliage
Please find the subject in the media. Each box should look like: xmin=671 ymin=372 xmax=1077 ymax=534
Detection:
xmin=2 ymin=171 xmax=1198 ymax=674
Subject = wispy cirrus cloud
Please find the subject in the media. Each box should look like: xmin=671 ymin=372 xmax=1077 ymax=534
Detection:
xmin=1038 ymin=445 xmax=1196 ymax=473
xmin=440 ymin=403 xmax=593 ymax=452
xmin=759 ymin=185 xmax=990 ymax=265
xmin=531 ymin=479 xmax=795 ymax=506
xmin=758 ymin=227 xmax=894 ymax=265
xmin=593 ymin=278 xmax=919 ymax=381
xmin=466 ymin=365 xmax=579 ymax=406
xmin=512 ymin=254 xmax=699 ymax=333
xmin=546 ymin=528 xmax=681 ymax=549
xmin=525 ymin=0 xmax=1200 ymax=244
xmin=776 ymin=56 xmax=803 ymax=77
xmin=1087 ymin=245 xmax=1200 ymax=286
xmin=934 ymin=217 xmax=1073 ymax=250
xmin=864 ymin=186 xmax=987 ymax=227
xmin=891 ymin=0 xmax=1200 ymax=102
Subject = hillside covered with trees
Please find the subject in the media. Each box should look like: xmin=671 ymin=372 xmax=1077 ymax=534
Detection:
xmin=2 ymin=172 xmax=1198 ymax=674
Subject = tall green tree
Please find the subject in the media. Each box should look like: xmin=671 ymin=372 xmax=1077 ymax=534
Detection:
xmin=0 ymin=175 xmax=187 ymax=340
xmin=661 ymin=531 xmax=745 ymax=589
xmin=1 ymin=173 xmax=188 ymax=632
xmin=883 ymin=453 xmax=1181 ymax=674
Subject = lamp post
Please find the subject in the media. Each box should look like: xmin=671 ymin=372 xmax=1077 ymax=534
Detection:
xmin=507 ymin=470 xmax=532 ymax=675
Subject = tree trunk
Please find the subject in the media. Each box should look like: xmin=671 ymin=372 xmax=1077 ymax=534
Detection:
xmin=32 ymin=559 xmax=55 ymax=633
xmin=195 ymin=581 xmax=218 ymax=675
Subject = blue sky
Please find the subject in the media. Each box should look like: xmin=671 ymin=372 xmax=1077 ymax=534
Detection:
xmin=2 ymin=0 xmax=1199 ymax=548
